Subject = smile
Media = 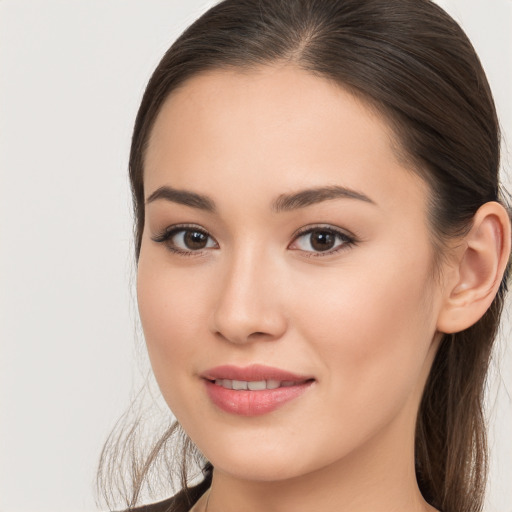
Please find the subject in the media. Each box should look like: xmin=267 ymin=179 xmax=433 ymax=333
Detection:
xmin=201 ymin=365 xmax=315 ymax=416
xmin=213 ymin=379 xmax=300 ymax=390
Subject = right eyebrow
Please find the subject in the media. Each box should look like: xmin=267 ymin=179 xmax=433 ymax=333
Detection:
xmin=272 ymin=185 xmax=376 ymax=212
xmin=145 ymin=186 xmax=216 ymax=212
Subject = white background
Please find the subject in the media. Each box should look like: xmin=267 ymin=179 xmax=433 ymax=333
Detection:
xmin=0 ymin=1 xmax=510 ymax=511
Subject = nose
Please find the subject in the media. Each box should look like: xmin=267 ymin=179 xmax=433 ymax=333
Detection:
xmin=208 ymin=246 xmax=288 ymax=345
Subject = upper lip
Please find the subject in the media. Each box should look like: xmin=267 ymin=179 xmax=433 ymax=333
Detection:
xmin=200 ymin=364 xmax=314 ymax=382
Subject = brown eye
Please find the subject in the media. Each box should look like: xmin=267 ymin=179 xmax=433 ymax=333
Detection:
xmin=152 ymin=226 xmax=218 ymax=254
xmin=183 ymin=230 xmax=209 ymax=250
xmin=290 ymin=226 xmax=354 ymax=255
xmin=309 ymin=230 xmax=336 ymax=251
xmin=171 ymin=228 xmax=217 ymax=252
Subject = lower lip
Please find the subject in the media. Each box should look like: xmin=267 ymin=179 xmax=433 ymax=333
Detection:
xmin=204 ymin=380 xmax=313 ymax=416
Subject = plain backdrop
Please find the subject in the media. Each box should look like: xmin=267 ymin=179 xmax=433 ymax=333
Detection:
xmin=0 ymin=1 xmax=510 ymax=511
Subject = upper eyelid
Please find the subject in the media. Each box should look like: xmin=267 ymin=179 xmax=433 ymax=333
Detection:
xmin=152 ymin=223 xmax=211 ymax=239
xmin=291 ymin=224 xmax=355 ymax=239
xmin=151 ymin=225 xmax=218 ymax=255
xmin=151 ymin=223 xmax=356 ymax=250
xmin=153 ymin=223 xmax=352 ymax=237
xmin=288 ymin=227 xmax=357 ymax=260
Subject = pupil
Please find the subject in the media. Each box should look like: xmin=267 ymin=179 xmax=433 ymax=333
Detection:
xmin=311 ymin=231 xmax=335 ymax=251
xmin=184 ymin=231 xmax=207 ymax=249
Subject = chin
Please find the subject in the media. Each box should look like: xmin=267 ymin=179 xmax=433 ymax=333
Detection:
xmin=192 ymin=426 xmax=348 ymax=484
xmin=211 ymin=454 xmax=307 ymax=482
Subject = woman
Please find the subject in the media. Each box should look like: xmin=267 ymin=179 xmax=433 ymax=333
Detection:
xmin=99 ymin=1 xmax=511 ymax=511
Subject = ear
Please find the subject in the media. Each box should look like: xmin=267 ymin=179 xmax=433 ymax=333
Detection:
xmin=437 ymin=201 xmax=511 ymax=334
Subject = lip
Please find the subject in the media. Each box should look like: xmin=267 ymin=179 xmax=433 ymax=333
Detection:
xmin=201 ymin=364 xmax=313 ymax=382
xmin=201 ymin=364 xmax=315 ymax=416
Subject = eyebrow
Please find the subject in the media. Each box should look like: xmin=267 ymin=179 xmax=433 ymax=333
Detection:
xmin=146 ymin=186 xmax=216 ymax=212
xmin=145 ymin=185 xmax=375 ymax=213
xmin=272 ymin=185 xmax=375 ymax=212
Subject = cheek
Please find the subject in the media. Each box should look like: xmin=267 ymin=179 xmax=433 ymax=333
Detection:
xmin=136 ymin=251 xmax=207 ymax=399
xmin=290 ymin=247 xmax=437 ymax=416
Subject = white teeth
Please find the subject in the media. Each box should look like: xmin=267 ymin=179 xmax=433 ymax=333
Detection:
xmin=222 ymin=379 xmax=233 ymax=389
xmin=266 ymin=379 xmax=280 ymax=389
xmin=232 ymin=380 xmax=248 ymax=390
xmin=247 ymin=380 xmax=266 ymax=391
xmin=213 ymin=379 xmax=299 ymax=390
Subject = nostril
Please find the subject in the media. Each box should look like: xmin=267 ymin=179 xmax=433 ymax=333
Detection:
xmin=209 ymin=302 xmax=288 ymax=344
xmin=247 ymin=331 xmax=276 ymax=342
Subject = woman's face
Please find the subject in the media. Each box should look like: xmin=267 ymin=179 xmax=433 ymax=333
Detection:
xmin=138 ymin=65 xmax=447 ymax=481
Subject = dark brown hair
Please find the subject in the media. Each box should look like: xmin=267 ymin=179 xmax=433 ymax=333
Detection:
xmin=99 ymin=1 xmax=511 ymax=511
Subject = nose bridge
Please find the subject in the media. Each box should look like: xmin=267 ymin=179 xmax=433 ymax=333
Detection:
xmin=210 ymin=240 xmax=286 ymax=344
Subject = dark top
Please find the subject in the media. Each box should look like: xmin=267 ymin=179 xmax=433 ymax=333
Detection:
xmin=125 ymin=471 xmax=212 ymax=512
xmin=128 ymin=496 xmax=176 ymax=512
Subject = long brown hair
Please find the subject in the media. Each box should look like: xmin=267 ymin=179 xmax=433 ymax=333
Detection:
xmin=98 ymin=1 xmax=512 ymax=511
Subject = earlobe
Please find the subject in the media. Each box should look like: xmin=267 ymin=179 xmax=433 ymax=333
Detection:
xmin=437 ymin=201 xmax=511 ymax=334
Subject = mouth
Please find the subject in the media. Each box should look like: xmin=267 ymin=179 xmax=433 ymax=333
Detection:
xmin=201 ymin=365 xmax=315 ymax=416
xmin=209 ymin=378 xmax=308 ymax=390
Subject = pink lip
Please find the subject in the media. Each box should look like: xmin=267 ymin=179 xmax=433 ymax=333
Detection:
xmin=201 ymin=364 xmax=315 ymax=417
xmin=201 ymin=364 xmax=312 ymax=382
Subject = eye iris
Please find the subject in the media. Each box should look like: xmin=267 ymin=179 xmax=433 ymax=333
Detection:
xmin=184 ymin=230 xmax=208 ymax=250
xmin=310 ymin=231 xmax=335 ymax=251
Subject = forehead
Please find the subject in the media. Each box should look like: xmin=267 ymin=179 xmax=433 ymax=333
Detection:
xmin=147 ymin=64 xmax=399 ymax=159
xmin=144 ymin=64 xmax=428 ymax=217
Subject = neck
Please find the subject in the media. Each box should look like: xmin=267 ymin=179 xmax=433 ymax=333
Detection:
xmin=205 ymin=402 xmax=437 ymax=512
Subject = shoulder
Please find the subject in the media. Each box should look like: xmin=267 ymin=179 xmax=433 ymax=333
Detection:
xmin=122 ymin=477 xmax=211 ymax=512
xmin=121 ymin=493 xmax=189 ymax=512
xmin=127 ymin=496 xmax=176 ymax=512
xmin=120 ymin=467 xmax=213 ymax=512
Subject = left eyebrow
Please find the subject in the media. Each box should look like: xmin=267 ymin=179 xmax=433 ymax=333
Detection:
xmin=272 ymin=185 xmax=376 ymax=212
xmin=145 ymin=185 xmax=216 ymax=212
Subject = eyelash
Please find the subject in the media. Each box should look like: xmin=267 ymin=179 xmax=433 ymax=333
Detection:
xmin=290 ymin=225 xmax=356 ymax=258
xmin=151 ymin=224 xmax=216 ymax=256
xmin=151 ymin=224 xmax=357 ymax=257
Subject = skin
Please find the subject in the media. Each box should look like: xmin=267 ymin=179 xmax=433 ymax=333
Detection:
xmin=137 ymin=64 xmax=458 ymax=512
